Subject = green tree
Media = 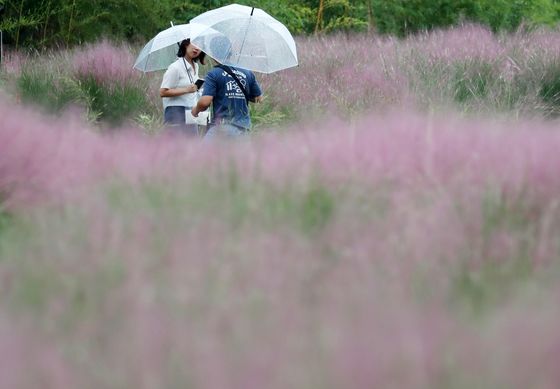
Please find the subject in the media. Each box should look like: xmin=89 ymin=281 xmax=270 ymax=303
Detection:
xmin=369 ymin=0 xmax=560 ymax=36
xmin=465 ymin=0 xmax=560 ymax=31
xmin=1 ymin=0 xmax=179 ymax=48
xmin=1 ymin=0 xmax=560 ymax=50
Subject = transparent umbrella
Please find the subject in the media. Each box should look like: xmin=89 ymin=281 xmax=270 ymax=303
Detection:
xmin=133 ymin=23 xmax=207 ymax=72
xmin=190 ymin=4 xmax=298 ymax=74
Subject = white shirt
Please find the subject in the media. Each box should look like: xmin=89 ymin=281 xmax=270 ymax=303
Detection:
xmin=160 ymin=58 xmax=199 ymax=109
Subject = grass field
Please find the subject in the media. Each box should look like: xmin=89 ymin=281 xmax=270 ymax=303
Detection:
xmin=1 ymin=25 xmax=560 ymax=388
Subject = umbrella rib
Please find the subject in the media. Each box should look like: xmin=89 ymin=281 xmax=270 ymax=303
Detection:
xmin=236 ymin=16 xmax=253 ymax=67
xmin=188 ymin=5 xmax=298 ymax=73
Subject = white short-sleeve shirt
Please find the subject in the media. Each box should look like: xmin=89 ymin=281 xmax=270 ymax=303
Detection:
xmin=160 ymin=58 xmax=199 ymax=109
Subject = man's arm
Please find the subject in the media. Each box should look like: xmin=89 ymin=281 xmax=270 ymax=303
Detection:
xmin=191 ymin=96 xmax=213 ymax=117
xmin=249 ymin=73 xmax=263 ymax=103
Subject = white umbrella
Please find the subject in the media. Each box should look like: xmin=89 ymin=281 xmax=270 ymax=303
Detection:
xmin=190 ymin=4 xmax=298 ymax=74
xmin=133 ymin=23 xmax=207 ymax=72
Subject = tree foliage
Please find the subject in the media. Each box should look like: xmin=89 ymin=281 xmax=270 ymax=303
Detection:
xmin=0 ymin=0 xmax=559 ymax=49
xmin=370 ymin=0 xmax=560 ymax=36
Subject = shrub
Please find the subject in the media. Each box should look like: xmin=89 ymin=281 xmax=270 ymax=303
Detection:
xmin=539 ymin=60 xmax=560 ymax=116
xmin=70 ymin=41 xmax=151 ymax=126
xmin=452 ymin=60 xmax=496 ymax=103
xmin=12 ymin=41 xmax=155 ymax=127
xmin=77 ymin=75 xmax=147 ymax=126
xmin=17 ymin=67 xmax=83 ymax=113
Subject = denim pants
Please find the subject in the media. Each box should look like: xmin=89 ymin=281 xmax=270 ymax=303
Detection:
xmin=204 ymin=123 xmax=249 ymax=140
xmin=164 ymin=106 xmax=198 ymax=136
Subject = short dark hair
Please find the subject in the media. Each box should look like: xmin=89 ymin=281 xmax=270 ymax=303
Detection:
xmin=177 ymin=39 xmax=206 ymax=65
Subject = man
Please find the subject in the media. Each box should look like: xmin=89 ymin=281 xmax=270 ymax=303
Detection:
xmin=191 ymin=35 xmax=263 ymax=138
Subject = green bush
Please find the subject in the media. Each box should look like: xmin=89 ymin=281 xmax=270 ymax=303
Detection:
xmin=17 ymin=67 xmax=83 ymax=113
xmin=469 ymin=0 xmax=560 ymax=32
xmin=369 ymin=0 xmax=560 ymax=36
xmin=452 ymin=61 xmax=496 ymax=103
xmin=2 ymin=0 xmax=559 ymax=49
xmin=0 ymin=202 xmax=12 ymax=239
xmin=1 ymin=0 xmax=179 ymax=48
xmin=300 ymin=186 xmax=335 ymax=232
xmin=77 ymin=75 xmax=148 ymax=126
xmin=15 ymin=53 xmax=153 ymax=127
xmin=250 ymin=98 xmax=290 ymax=130
xmin=452 ymin=187 xmax=535 ymax=315
xmin=539 ymin=61 xmax=560 ymax=116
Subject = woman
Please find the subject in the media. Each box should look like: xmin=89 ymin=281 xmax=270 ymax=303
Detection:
xmin=160 ymin=39 xmax=206 ymax=136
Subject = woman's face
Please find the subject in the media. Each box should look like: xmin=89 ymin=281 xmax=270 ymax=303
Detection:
xmin=186 ymin=43 xmax=201 ymax=60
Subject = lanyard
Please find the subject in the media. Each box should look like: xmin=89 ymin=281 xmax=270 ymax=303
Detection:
xmin=182 ymin=58 xmax=195 ymax=84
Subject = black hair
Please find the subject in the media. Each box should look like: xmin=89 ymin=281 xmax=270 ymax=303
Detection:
xmin=177 ymin=39 xmax=206 ymax=65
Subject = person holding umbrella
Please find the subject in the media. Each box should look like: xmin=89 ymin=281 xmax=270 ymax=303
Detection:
xmin=159 ymin=39 xmax=206 ymax=136
xmin=191 ymin=35 xmax=262 ymax=139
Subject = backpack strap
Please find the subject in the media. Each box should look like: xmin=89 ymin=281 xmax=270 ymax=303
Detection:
xmin=217 ymin=64 xmax=253 ymax=103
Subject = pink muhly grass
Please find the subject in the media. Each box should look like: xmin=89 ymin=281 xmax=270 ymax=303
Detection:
xmin=506 ymin=27 xmax=560 ymax=66
xmin=71 ymin=40 xmax=141 ymax=87
xmin=260 ymin=34 xmax=408 ymax=117
xmin=408 ymin=24 xmax=504 ymax=63
xmin=0 ymin=50 xmax=27 ymax=76
xmin=6 ymin=94 xmax=559 ymax=212
xmin=250 ymin=111 xmax=560 ymax=195
xmin=447 ymin=288 xmax=560 ymax=388
xmin=0 ymin=317 xmax=77 ymax=388
xmin=261 ymin=25 xmax=560 ymax=120
xmin=0 ymin=98 xmax=210 ymax=208
xmin=3 ymin=88 xmax=560 ymax=387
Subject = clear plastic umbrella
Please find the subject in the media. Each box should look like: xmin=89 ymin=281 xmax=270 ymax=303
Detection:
xmin=190 ymin=4 xmax=298 ymax=74
xmin=133 ymin=23 xmax=207 ymax=72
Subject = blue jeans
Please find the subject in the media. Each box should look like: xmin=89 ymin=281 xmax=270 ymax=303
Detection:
xmin=204 ymin=123 xmax=249 ymax=140
xmin=164 ymin=106 xmax=198 ymax=136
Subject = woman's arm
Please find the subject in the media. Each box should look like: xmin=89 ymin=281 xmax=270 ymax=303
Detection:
xmin=159 ymin=84 xmax=198 ymax=98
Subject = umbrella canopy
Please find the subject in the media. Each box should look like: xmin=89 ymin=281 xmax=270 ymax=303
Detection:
xmin=133 ymin=23 xmax=207 ymax=72
xmin=190 ymin=4 xmax=298 ymax=74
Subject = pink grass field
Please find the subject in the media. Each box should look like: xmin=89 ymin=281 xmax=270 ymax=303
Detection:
xmin=2 ymin=23 xmax=560 ymax=389
xmin=1 ymin=86 xmax=560 ymax=388
xmin=258 ymin=24 xmax=560 ymax=120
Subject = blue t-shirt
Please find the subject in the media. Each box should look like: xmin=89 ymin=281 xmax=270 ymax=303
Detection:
xmin=202 ymin=66 xmax=262 ymax=129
